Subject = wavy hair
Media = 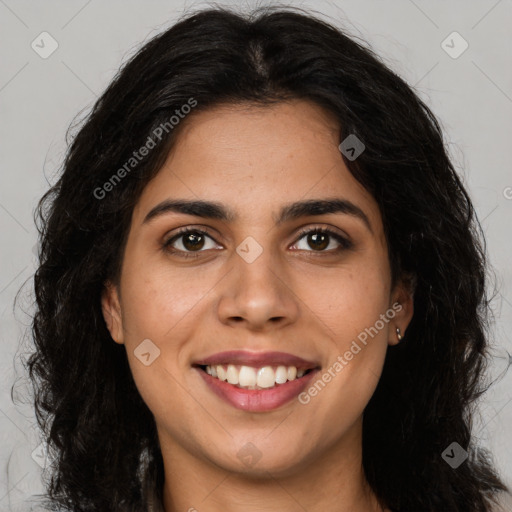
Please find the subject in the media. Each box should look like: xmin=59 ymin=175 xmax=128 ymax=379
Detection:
xmin=26 ymin=6 xmax=509 ymax=511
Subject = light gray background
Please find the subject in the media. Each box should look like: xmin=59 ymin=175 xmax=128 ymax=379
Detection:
xmin=1 ymin=0 xmax=511 ymax=510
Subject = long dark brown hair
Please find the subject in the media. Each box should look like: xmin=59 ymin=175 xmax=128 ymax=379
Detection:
xmin=25 ymin=6 xmax=508 ymax=511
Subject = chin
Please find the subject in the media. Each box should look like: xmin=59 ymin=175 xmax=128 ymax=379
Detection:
xmin=209 ymin=446 xmax=311 ymax=479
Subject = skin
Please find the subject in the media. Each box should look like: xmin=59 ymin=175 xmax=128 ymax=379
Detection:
xmin=102 ymin=99 xmax=414 ymax=512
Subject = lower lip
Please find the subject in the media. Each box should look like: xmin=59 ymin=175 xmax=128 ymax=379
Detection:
xmin=195 ymin=367 xmax=319 ymax=412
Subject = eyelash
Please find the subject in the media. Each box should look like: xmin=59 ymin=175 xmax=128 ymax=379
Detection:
xmin=293 ymin=226 xmax=353 ymax=253
xmin=162 ymin=226 xmax=353 ymax=259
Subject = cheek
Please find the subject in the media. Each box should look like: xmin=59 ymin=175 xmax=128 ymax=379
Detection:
xmin=119 ymin=256 xmax=220 ymax=343
xmin=116 ymin=258 xmax=220 ymax=397
xmin=297 ymin=253 xmax=391 ymax=423
xmin=116 ymin=266 xmax=210 ymax=422
xmin=297 ymin=257 xmax=391 ymax=345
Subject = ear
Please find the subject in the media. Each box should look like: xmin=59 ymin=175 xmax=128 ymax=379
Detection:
xmin=101 ymin=281 xmax=124 ymax=344
xmin=388 ymin=273 xmax=415 ymax=346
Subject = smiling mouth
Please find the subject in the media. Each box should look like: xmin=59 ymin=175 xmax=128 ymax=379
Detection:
xmin=195 ymin=364 xmax=316 ymax=390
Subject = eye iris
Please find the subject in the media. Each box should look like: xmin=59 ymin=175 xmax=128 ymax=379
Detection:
xmin=308 ymin=232 xmax=329 ymax=250
xmin=183 ymin=232 xmax=205 ymax=251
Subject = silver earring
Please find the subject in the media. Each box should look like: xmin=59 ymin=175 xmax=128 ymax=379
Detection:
xmin=396 ymin=327 xmax=403 ymax=342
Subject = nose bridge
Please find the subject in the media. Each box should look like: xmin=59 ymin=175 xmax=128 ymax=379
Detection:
xmin=216 ymin=237 xmax=299 ymax=329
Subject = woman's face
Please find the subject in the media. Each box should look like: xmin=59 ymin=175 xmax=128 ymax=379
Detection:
xmin=102 ymin=99 xmax=413 ymax=477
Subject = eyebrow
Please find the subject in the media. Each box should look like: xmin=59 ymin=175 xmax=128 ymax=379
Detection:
xmin=143 ymin=198 xmax=372 ymax=232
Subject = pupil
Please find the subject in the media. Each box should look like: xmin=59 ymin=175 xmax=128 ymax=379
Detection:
xmin=308 ymin=232 xmax=328 ymax=250
xmin=183 ymin=232 xmax=204 ymax=251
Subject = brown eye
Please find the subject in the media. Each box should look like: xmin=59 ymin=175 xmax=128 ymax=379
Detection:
xmin=163 ymin=228 xmax=222 ymax=257
xmin=182 ymin=232 xmax=205 ymax=251
xmin=291 ymin=228 xmax=352 ymax=253
xmin=307 ymin=232 xmax=329 ymax=251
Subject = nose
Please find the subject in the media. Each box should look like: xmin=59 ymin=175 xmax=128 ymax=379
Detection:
xmin=216 ymin=247 xmax=300 ymax=332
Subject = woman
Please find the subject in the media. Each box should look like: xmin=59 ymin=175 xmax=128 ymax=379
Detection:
xmin=28 ymin=6 xmax=511 ymax=511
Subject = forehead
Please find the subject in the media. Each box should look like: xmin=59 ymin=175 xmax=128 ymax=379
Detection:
xmin=132 ymin=100 xmax=381 ymax=229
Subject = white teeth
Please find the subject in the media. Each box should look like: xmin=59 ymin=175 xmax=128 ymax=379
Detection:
xmin=287 ymin=366 xmax=297 ymax=380
xmin=204 ymin=364 xmax=312 ymax=389
xmin=226 ymin=364 xmax=239 ymax=385
xmin=217 ymin=366 xmax=227 ymax=381
xmin=275 ymin=365 xmax=288 ymax=384
xmin=257 ymin=366 xmax=275 ymax=388
xmin=238 ymin=366 xmax=257 ymax=387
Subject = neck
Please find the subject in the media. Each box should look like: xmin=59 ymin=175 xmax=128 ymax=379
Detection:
xmin=159 ymin=419 xmax=386 ymax=512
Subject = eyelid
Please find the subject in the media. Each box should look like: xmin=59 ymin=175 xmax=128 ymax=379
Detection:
xmin=294 ymin=223 xmax=349 ymax=238
xmin=163 ymin=225 xmax=222 ymax=245
xmin=290 ymin=224 xmax=353 ymax=250
xmin=162 ymin=223 xmax=353 ymax=258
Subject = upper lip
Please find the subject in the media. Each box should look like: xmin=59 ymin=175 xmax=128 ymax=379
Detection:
xmin=194 ymin=350 xmax=320 ymax=369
